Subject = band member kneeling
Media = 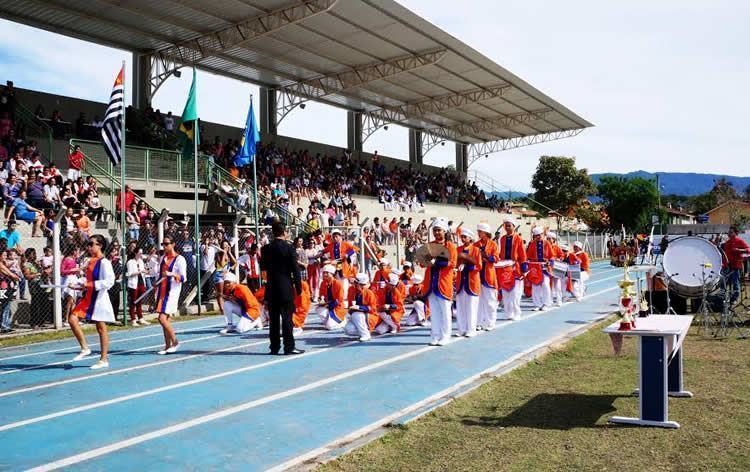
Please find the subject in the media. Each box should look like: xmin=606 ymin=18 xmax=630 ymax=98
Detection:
xmin=317 ymin=264 xmax=347 ymax=330
xmin=403 ymin=274 xmax=429 ymax=326
xmin=375 ymin=273 xmax=405 ymax=334
xmin=344 ymin=273 xmax=380 ymax=342
xmin=220 ymin=272 xmax=263 ymax=334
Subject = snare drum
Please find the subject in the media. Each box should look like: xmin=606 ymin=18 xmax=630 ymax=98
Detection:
xmin=495 ymin=260 xmax=516 ymax=291
xmin=568 ymin=264 xmax=582 ymax=281
xmin=550 ymin=260 xmax=568 ymax=279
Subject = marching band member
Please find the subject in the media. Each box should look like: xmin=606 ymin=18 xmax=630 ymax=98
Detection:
xmin=317 ymin=264 xmax=347 ymax=330
xmin=322 ymin=228 xmax=359 ymax=295
xmin=154 ymin=236 xmax=187 ymax=354
xmin=403 ymin=274 xmax=429 ymax=326
xmin=293 ymin=279 xmax=312 ymax=336
xmin=69 ymin=234 xmax=115 ymax=370
xmin=371 ymin=258 xmax=392 ymax=296
xmin=455 ymin=228 xmax=481 ymax=337
xmin=571 ymin=241 xmax=591 ymax=300
xmin=220 ymin=272 xmax=263 ymax=333
xmin=475 ymin=223 xmax=500 ymax=330
xmin=526 ymin=227 xmax=553 ymax=311
xmin=547 ymin=232 xmax=565 ymax=307
xmin=422 ymin=219 xmax=457 ymax=346
xmin=400 ymin=262 xmax=414 ymax=285
xmin=344 ymin=273 xmax=380 ymax=342
xmin=375 ymin=273 xmax=404 ymax=334
xmin=497 ymin=217 xmax=527 ymax=321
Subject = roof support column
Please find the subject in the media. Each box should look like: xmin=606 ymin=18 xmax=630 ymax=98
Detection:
xmin=409 ymin=129 xmax=423 ymax=166
xmin=260 ymin=87 xmax=278 ymax=136
xmin=347 ymin=111 xmax=362 ymax=156
xmin=456 ymin=143 xmax=468 ymax=180
xmin=132 ymin=53 xmax=151 ymax=110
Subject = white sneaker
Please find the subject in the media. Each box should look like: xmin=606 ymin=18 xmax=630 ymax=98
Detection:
xmin=465 ymin=332 xmax=476 ymax=338
xmin=292 ymin=327 xmax=303 ymax=336
xmin=131 ymin=320 xmax=140 ymax=326
xmin=429 ymin=340 xmax=439 ymax=346
xmin=139 ymin=319 xmax=150 ymax=325
xmin=73 ymin=348 xmax=92 ymax=361
xmin=556 ymin=302 xmax=563 ymax=307
xmin=358 ymin=335 xmax=371 ymax=342
xmin=166 ymin=344 xmax=179 ymax=354
xmin=484 ymin=325 xmax=495 ymax=331
xmin=157 ymin=348 xmax=169 ymax=355
xmin=219 ymin=327 xmax=236 ymax=335
xmin=90 ymin=360 xmax=109 ymax=370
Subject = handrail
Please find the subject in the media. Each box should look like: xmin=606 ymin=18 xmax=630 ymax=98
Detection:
xmin=11 ymin=97 xmax=54 ymax=162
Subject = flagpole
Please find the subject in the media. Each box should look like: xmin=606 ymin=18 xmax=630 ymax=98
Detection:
xmin=250 ymin=94 xmax=260 ymax=246
xmin=194 ymin=68 xmax=201 ymax=316
xmin=120 ymin=60 xmax=128 ymax=326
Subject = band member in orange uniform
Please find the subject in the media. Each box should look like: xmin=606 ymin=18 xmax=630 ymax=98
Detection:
xmin=455 ymin=229 xmax=481 ymax=337
xmin=371 ymin=258 xmax=392 ymax=297
xmin=375 ymin=273 xmax=404 ymax=334
xmin=292 ymin=279 xmax=312 ymax=336
xmin=547 ymin=232 xmax=565 ymax=307
xmin=526 ymin=227 xmax=553 ymax=311
xmin=403 ymin=274 xmax=429 ymax=326
xmin=497 ymin=217 xmax=527 ymax=321
xmin=475 ymin=223 xmax=500 ymax=330
xmin=421 ymin=219 xmax=457 ymax=346
xmin=317 ymin=264 xmax=347 ymax=330
xmin=571 ymin=241 xmax=591 ymax=300
xmin=69 ymin=234 xmax=115 ymax=370
xmin=344 ymin=273 xmax=380 ymax=342
xmin=220 ymin=272 xmax=263 ymax=333
xmin=322 ymin=228 xmax=359 ymax=295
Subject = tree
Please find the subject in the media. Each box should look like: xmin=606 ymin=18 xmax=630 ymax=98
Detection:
xmin=597 ymin=176 xmax=659 ymax=232
xmin=689 ymin=192 xmax=718 ymax=215
xmin=530 ymin=156 xmax=596 ymax=215
xmin=709 ymin=177 xmax=737 ymax=205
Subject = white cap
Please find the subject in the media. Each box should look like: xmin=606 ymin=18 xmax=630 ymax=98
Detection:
xmin=355 ymin=273 xmax=370 ymax=285
xmin=532 ymin=227 xmax=543 ymax=236
xmin=411 ymin=274 xmax=424 ymax=284
xmin=322 ymin=264 xmax=336 ymax=275
xmin=223 ymin=272 xmax=237 ymax=284
xmin=432 ymin=219 xmax=449 ymax=231
xmin=477 ymin=223 xmax=492 ymax=234
xmin=460 ymin=228 xmax=476 ymax=241
xmin=547 ymin=231 xmax=557 ymax=240
xmin=559 ymin=244 xmax=570 ymax=251
xmin=379 ymin=258 xmax=391 ymax=266
xmin=331 ymin=228 xmax=342 ymax=235
xmin=502 ymin=216 xmax=516 ymax=225
xmin=387 ymin=273 xmax=400 ymax=286
xmin=573 ymin=241 xmax=583 ymax=249
xmin=402 ymin=261 xmax=413 ymax=268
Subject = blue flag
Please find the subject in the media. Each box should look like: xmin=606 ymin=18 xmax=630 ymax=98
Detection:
xmin=236 ymin=97 xmax=260 ymax=167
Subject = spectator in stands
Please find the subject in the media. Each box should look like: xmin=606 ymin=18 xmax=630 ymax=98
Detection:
xmin=126 ymin=248 xmax=148 ymax=325
xmin=44 ymin=176 xmax=61 ymax=208
xmin=22 ymin=247 xmax=52 ymax=328
xmin=2 ymin=174 xmax=22 ymax=219
xmin=76 ymin=210 xmax=93 ymax=240
xmin=26 ymin=173 xmax=47 ymax=209
xmin=0 ymin=112 xmax=13 ymax=139
xmin=116 ymin=185 xmax=136 ymax=215
xmin=0 ymin=237 xmax=20 ymax=333
xmin=68 ymin=145 xmax=84 ymax=182
xmin=87 ymin=189 xmax=104 ymax=221
xmin=0 ymin=219 xmax=21 ymax=251
xmin=126 ymin=202 xmax=140 ymax=242
xmin=60 ymin=245 xmax=81 ymax=323
xmin=164 ymin=112 xmax=175 ymax=133
xmin=9 ymin=190 xmax=44 ymax=238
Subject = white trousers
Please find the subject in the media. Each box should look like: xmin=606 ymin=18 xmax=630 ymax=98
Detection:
xmin=477 ymin=285 xmax=499 ymax=329
xmin=531 ymin=275 xmax=552 ymax=309
xmin=428 ymin=294 xmax=452 ymax=343
xmin=317 ymin=307 xmax=346 ymax=330
xmin=500 ymin=280 xmax=523 ymax=321
xmin=403 ymin=301 xmax=427 ymax=326
xmin=375 ymin=312 xmax=398 ymax=334
xmin=223 ymin=300 xmax=262 ymax=333
xmin=344 ymin=311 xmax=371 ymax=340
xmin=550 ymin=276 xmax=563 ymax=305
xmin=455 ymin=292 xmax=479 ymax=336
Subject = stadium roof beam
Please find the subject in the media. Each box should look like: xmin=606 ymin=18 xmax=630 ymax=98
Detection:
xmin=276 ymin=48 xmax=446 ymax=124
xmin=147 ymin=0 xmax=337 ymax=98
xmin=466 ymin=129 xmax=585 ymax=167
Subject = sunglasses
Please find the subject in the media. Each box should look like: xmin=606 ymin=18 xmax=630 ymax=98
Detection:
xmin=161 ymin=241 xmax=173 ymax=246
xmin=86 ymin=241 xmax=101 ymax=247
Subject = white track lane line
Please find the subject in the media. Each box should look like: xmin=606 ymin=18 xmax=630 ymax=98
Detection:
xmin=27 ymin=285 xmax=619 ymax=472
xmin=0 ymin=320 xmax=224 ymax=362
xmin=3 ymin=286 xmax=618 ymax=436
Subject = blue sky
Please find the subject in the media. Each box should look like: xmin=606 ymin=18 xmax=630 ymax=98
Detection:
xmin=1 ymin=0 xmax=749 ymax=192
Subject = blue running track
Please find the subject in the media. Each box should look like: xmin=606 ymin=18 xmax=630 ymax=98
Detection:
xmin=0 ymin=261 xmax=620 ymax=471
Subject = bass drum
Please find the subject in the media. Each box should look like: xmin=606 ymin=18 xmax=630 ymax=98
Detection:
xmin=662 ymin=236 xmax=723 ymax=298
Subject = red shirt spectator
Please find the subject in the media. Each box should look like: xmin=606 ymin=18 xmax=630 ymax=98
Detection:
xmin=722 ymin=229 xmax=749 ymax=269
xmin=68 ymin=147 xmax=85 ymax=170
xmin=116 ymin=185 xmax=136 ymax=212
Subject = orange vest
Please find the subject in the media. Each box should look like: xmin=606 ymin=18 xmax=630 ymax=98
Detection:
xmin=497 ymin=233 xmax=527 ymax=279
xmin=574 ymin=251 xmax=591 ymax=272
xmin=320 ymin=278 xmax=347 ymax=322
xmin=372 ymin=268 xmax=392 ymax=295
xmin=348 ymin=287 xmax=380 ymax=331
xmin=293 ymin=280 xmax=311 ymax=328
xmin=223 ymin=284 xmax=261 ymax=320
xmin=323 ymin=240 xmax=359 ymax=278
xmin=474 ymin=239 xmax=499 ymax=288
xmin=421 ymin=240 xmax=458 ymax=300
xmin=377 ymin=285 xmax=405 ymax=324
xmin=455 ymin=244 xmax=481 ymax=296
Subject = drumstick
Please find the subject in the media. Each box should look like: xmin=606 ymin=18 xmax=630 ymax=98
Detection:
xmin=134 ymin=276 xmax=166 ymax=304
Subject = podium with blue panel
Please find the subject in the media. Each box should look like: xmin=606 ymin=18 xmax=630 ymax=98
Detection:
xmin=603 ymin=315 xmax=694 ymax=428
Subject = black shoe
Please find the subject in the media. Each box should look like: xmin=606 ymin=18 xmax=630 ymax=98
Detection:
xmin=284 ymin=348 xmax=305 ymax=355
xmin=268 ymin=350 xmax=280 ymax=355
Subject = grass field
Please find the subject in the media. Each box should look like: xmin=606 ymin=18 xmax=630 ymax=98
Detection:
xmin=320 ymin=318 xmax=750 ymax=472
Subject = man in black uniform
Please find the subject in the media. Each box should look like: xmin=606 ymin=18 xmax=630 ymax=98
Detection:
xmin=260 ymin=222 xmax=304 ymax=355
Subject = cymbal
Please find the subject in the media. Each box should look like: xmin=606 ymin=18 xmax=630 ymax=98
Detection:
xmin=414 ymin=243 xmax=450 ymax=265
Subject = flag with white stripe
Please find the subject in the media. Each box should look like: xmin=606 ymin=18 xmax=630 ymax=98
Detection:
xmin=101 ymin=67 xmax=124 ymax=167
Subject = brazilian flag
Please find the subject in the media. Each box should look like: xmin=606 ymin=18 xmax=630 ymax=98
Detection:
xmin=178 ymin=68 xmax=199 ymax=159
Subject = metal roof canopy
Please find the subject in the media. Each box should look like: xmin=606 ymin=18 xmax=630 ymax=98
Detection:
xmin=0 ymin=0 xmax=593 ymax=163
